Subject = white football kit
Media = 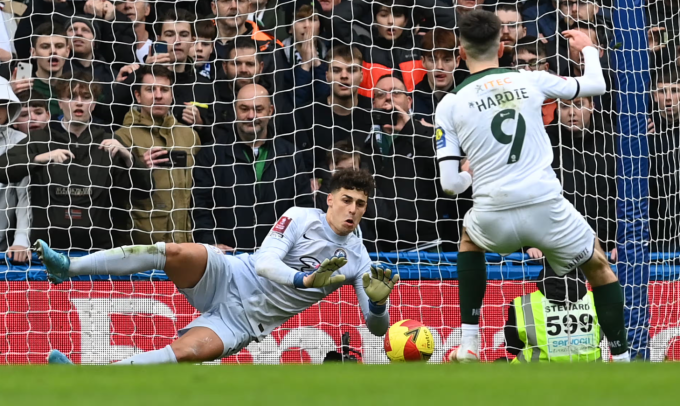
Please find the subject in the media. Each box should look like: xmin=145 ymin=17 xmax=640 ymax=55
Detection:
xmin=435 ymin=47 xmax=607 ymax=274
xmin=179 ymin=207 xmax=389 ymax=357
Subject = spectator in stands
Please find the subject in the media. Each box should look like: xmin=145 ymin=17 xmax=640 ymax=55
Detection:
xmin=647 ymin=0 xmax=680 ymax=71
xmin=193 ymin=84 xmax=313 ymax=252
xmin=191 ymin=20 xmax=218 ymax=81
xmin=0 ymin=0 xmax=25 ymax=77
xmin=413 ymin=28 xmax=459 ymax=124
xmin=248 ymin=0 xmax=288 ymax=40
xmin=112 ymin=9 xmax=216 ymax=142
xmin=215 ymin=36 xmax=266 ymax=124
xmin=14 ymin=0 xmax=137 ymax=66
xmin=18 ymin=23 xmax=71 ymax=117
xmin=294 ymin=44 xmax=372 ymax=181
xmin=455 ymin=0 xmax=484 ymax=14
xmin=116 ymin=65 xmax=200 ymax=244
xmin=283 ymin=0 xmax=330 ymax=107
xmin=557 ymin=0 xmax=601 ymax=27
xmin=0 ymin=77 xmax=30 ymax=263
xmin=114 ymin=0 xmax=153 ymax=63
xmin=649 ymin=67 xmax=680 ymax=253
xmin=364 ymin=73 xmax=443 ymax=251
xmin=11 ymin=91 xmax=50 ymax=136
xmin=0 ymin=71 xmax=152 ymax=250
xmin=332 ymin=0 xmax=456 ymax=97
xmin=494 ymin=4 xmax=527 ymax=67
xmin=533 ymin=96 xmax=617 ymax=261
xmin=314 ymin=140 xmax=392 ymax=251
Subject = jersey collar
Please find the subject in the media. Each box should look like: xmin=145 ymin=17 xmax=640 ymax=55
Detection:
xmin=321 ymin=214 xmax=350 ymax=245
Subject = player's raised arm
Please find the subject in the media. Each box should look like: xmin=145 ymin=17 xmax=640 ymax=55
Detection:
xmin=354 ymin=259 xmax=399 ymax=336
xmin=435 ymin=96 xmax=473 ymax=195
xmin=534 ymin=30 xmax=607 ymax=100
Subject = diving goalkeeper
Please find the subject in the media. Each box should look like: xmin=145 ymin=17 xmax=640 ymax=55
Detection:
xmin=41 ymin=169 xmax=399 ymax=365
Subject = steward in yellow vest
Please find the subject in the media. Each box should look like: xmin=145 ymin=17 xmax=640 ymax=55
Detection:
xmin=505 ymin=267 xmax=601 ymax=362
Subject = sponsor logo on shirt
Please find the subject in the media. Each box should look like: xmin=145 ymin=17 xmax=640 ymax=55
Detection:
xmin=435 ymin=127 xmax=446 ymax=149
xmin=334 ymin=248 xmax=347 ymax=259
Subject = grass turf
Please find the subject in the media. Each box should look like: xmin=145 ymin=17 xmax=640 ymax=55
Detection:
xmin=1 ymin=363 xmax=678 ymax=405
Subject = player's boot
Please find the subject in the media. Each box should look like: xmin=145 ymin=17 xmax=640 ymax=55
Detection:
xmin=48 ymin=350 xmax=73 ymax=365
xmin=33 ymin=239 xmax=71 ymax=284
xmin=448 ymin=336 xmax=480 ymax=363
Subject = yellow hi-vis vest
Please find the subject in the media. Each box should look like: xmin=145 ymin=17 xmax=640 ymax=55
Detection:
xmin=512 ymin=290 xmax=601 ymax=363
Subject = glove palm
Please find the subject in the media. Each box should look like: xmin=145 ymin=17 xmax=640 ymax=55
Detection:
xmin=306 ymin=256 xmax=347 ymax=288
xmin=362 ymin=266 xmax=400 ymax=303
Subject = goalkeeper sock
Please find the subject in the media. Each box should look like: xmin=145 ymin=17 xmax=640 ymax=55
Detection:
xmin=69 ymin=243 xmax=167 ymax=277
xmin=114 ymin=345 xmax=177 ymax=365
xmin=592 ymin=281 xmax=630 ymax=356
xmin=457 ymin=251 xmax=487 ymax=325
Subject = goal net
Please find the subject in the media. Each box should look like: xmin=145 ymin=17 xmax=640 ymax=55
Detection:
xmin=0 ymin=0 xmax=678 ymax=364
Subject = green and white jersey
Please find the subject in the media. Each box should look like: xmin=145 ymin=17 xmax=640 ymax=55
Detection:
xmin=435 ymin=67 xmax=582 ymax=211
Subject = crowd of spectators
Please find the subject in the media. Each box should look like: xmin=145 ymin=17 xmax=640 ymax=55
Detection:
xmin=0 ymin=0 xmax=677 ymax=259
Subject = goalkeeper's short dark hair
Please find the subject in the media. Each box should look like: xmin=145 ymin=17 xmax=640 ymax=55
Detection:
xmin=328 ymin=168 xmax=375 ymax=197
xmin=31 ymin=23 xmax=68 ymax=48
xmin=458 ymin=10 xmax=502 ymax=61
xmin=132 ymin=65 xmax=175 ymax=94
xmin=53 ymin=71 xmax=102 ymax=101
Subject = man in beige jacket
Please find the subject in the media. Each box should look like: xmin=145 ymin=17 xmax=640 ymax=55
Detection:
xmin=116 ymin=65 xmax=200 ymax=244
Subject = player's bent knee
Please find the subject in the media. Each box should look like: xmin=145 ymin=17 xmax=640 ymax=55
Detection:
xmin=171 ymin=327 xmax=224 ymax=363
xmin=581 ymin=249 xmax=617 ymax=287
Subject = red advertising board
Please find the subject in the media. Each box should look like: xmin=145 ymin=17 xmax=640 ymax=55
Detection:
xmin=1 ymin=281 xmax=678 ymax=364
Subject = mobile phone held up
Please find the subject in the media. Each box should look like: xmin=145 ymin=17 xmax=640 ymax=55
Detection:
xmin=16 ymin=62 xmax=32 ymax=80
xmin=153 ymin=42 xmax=168 ymax=55
xmin=372 ymin=109 xmax=399 ymax=128
xmin=158 ymin=150 xmax=188 ymax=168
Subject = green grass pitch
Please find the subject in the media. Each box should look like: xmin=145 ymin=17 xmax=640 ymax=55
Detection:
xmin=1 ymin=363 xmax=679 ymax=405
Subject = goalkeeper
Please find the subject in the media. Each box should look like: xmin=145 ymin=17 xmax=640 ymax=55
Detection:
xmin=42 ymin=169 xmax=398 ymax=365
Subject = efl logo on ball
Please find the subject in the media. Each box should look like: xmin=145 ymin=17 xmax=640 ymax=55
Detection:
xmin=384 ymin=319 xmax=435 ymax=362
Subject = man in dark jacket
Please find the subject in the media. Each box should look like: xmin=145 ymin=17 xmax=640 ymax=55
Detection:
xmin=648 ymin=67 xmax=680 ymax=253
xmin=294 ymin=44 xmax=372 ymax=180
xmin=0 ymin=71 xmax=151 ymax=250
xmin=363 ymin=73 xmax=447 ymax=252
xmin=193 ymin=84 xmax=313 ymax=252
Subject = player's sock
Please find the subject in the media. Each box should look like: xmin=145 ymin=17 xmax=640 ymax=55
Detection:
xmin=461 ymin=323 xmax=480 ymax=339
xmin=592 ymin=281 xmax=629 ymax=356
xmin=68 ymin=243 xmax=167 ymax=277
xmin=457 ymin=251 xmax=487 ymax=325
xmin=114 ymin=345 xmax=177 ymax=365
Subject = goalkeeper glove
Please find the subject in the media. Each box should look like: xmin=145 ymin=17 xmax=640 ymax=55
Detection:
xmin=294 ymin=256 xmax=347 ymax=288
xmin=362 ymin=265 xmax=400 ymax=304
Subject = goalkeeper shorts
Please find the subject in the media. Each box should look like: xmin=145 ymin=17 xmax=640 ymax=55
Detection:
xmin=178 ymin=245 xmax=256 ymax=357
xmin=463 ymin=196 xmax=596 ymax=275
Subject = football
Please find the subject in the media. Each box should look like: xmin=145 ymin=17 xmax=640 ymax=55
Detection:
xmin=384 ymin=319 xmax=435 ymax=362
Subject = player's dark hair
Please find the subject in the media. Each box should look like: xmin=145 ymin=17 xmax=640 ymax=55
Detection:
xmin=31 ymin=23 xmax=68 ymax=48
xmin=53 ymin=70 xmax=102 ymax=101
xmin=516 ymin=36 xmax=547 ymax=59
xmin=132 ymin=65 xmax=175 ymax=94
xmin=328 ymin=168 xmax=375 ymax=197
xmin=458 ymin=10 xmax=502 ymax=61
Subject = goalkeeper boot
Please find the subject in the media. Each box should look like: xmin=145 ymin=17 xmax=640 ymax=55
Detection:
xmin=448 ymin=335 xmax=480 ymax=363
xmin=33 ymin=239 xmax=71 ymax=284
xmin=48 ymin=350 xmax=73 ymax=365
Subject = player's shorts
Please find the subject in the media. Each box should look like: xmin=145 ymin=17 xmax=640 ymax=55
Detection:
xmin=463 ymin=197 xmax=596 ymax=275
xmin=178 ymin=245 xmax=256 ymax=357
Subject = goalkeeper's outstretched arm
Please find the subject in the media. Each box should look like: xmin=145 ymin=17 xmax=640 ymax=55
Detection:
xmin=354 ymin=263 xmax=399 ymax=337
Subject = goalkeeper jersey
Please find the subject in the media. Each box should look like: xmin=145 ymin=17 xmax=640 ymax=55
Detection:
xmin=231 ymin=207 xmax=387 ymax=339
xmin=435 ymin=68 xmax=582 ymax=211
